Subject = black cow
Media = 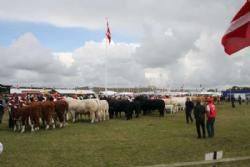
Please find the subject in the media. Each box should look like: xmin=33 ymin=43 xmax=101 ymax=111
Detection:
xmin=134 ymin=96 xmax=165 ymax=117
xmin=107 ymin=98 xmax=134 ymax=120
xmin=131 ymin=101 xmax=141 ymax=118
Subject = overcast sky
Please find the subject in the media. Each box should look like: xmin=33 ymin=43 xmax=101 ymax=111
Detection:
xmin=0 ymin=0 xmax=249 ymax=89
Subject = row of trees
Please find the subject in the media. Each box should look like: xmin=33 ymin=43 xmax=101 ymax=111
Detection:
xmin=227 ymin=86 xmax=250 ymax=91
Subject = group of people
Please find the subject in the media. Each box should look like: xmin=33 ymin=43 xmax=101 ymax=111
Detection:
xmin=230 ymin=95 xmax=250 ymax=108
xmin=185 ymin=97 xmax=217 ymax=139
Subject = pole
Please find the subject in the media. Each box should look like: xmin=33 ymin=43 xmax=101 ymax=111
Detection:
xmin=105 ymin=18 xmax=108 ymax=92
xmin=105 ymin=38 xmax=108 ymax=92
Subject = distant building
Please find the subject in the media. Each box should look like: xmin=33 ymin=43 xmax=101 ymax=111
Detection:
xmin=10 ymin=88 xmax=51 ymax=95
xmin=0 ymin=84 xmax=11 ymax=94
xmin=53 ymin=89 xmax=96 ymax=97
xmin=99 ymin=90 xmax=117 ymax=96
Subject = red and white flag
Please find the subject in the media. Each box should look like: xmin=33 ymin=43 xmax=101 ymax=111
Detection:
xmin=106 ymin=21 xmax=111 ymax=44
xmin=222 ymin=0 xmax=250 ymax=55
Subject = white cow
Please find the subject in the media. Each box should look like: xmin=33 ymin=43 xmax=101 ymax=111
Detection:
xmin=162 ymin=98 xmax=177 ymax=114
xmin=99 ymin=100 xmax=109 ymax=121
xmin=64 ymin=97 xmax=99 ymax=123
xmin=84 ymin=98 xmax=101 ymax=123
xmin=170 ymin=97 xmax=187 ymax=111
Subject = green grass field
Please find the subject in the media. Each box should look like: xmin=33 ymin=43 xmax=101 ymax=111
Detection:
xmin=0 ymin=103 xmax=250 ymax=167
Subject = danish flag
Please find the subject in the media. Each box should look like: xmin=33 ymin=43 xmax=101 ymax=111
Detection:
xmin=222 ymin=0 xmax=250 ymax=55
xmin=106 ymin=21 xmax=111 ymax=44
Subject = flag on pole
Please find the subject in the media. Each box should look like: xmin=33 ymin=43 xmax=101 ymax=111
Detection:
xmin=106 ymin=20 xmax=111 ymax=44
xmin=221 ymin=0 xmax=250 ymax=55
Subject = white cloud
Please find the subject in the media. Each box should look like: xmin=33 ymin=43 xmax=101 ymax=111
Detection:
xmin=1 ymin=33 xmax=76 ymax=87
xmin=71 ymin=39 xmax=145 ymax=87
xmin=0 ymin=0 xmax=245 ymax=33
xmin=53 ymin=52 xmax=74 ymax=68
xmin=0 ymin=33 xmax=146 ymax=88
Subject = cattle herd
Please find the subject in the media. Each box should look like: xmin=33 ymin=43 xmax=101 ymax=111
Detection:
xmin=2 ymin=93 xmax=220 ymax=133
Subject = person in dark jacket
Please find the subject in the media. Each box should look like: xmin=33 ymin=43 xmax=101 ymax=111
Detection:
xmin=193 ymin=99 xmax=206 ymax=138
xmin=185 ymin=97 xmax=194 ymax=124
xmin=0 ymin=100 xmax=4 ymax=124
xmin=238 ymin=96 xmax=242 ymax=105
xmin=231 ymin=96 xmax=235 ymax=108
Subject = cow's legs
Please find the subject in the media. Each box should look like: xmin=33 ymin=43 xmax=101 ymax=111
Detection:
xmin=34 ymin=116 xmax=40 ymax=131
xmin=30 ymin=124 xmax=34 ymax=132
xmin=14 ymin=124 xmax=17 ymax=132
xmin=102 ymin=109 xmax=106 ymax=121
xmin=95 ymin=111 xmax=100 ymax=122
xmin=63 ymin=112 xmax=68 ymax=127
xmin=21 ymin=125 xmax=25 ymax=133
xmin=45 ymin=122 xmax=49 ymax=130
xmin=20 ymin=116 xmax=27 ymax=133
xmin=66 ymin=112 xmax=69 ymax=121
xmin=106 ymin=112 xmax=109 ymax=120
xmin=90 ymin=112 xmax=95 ymax=123
xmin=45 ymin=116 xmax=50 ymax=130
xmin=52 ymin=118 xmax=56 ymax=129
xmin=28 ymin=117 xmax=35 ymax=132
xmin=70 ymin=110 xmax=75 ymax=123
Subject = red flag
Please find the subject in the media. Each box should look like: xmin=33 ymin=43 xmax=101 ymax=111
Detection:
xmin=106 ymin=21 xmax=111 ymax=44
xmin=222 ymin=1 xmax=250 ymax=55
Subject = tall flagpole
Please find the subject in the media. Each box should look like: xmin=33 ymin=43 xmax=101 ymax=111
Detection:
xmin=105 ymin=34 xmax=108 ymax=92
xmin=105 ymin=18 xmax=111 ymax=92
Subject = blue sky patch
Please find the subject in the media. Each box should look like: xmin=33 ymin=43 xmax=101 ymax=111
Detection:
xmin=0 ymin=21 xmax=139 ymax=52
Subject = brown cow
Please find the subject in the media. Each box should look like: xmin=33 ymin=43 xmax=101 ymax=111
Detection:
xmin=10 ymin=105 xmax=22 ymax=132
xmin=54 ymin=100 xmax=69 ymax=128
xmin=10 ymin=103 xmax=41 ymax=133
xmin=28 ymin=102 xmax=42 ymax=131
xmin=10 ymin=99 xmax=56 ymax=132
xmin=40 ymin=101 xmax=55 ymax=130
xmin=8 ymin=101 xmax=29 ymax=133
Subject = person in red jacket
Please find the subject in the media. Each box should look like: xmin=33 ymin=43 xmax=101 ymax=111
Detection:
xmin=206 ymin=97 xmax=217 ymax=138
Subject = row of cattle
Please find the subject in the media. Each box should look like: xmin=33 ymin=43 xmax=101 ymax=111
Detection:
xmin=8 ymin=95 xmax=215 ymax=133
xmin=65 ymin=96 xmax=166 ymax=121
xmin=9 ymin=97 xmax=110 ymax=133
xmin=9 ymin=96 xmax=166 ymax=133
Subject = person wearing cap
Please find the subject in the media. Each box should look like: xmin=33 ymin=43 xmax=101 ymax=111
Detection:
xmin=206 ymin=97 xmax=217 ymax=138
xmin=193 ymin=99 xmax=206 ymax=138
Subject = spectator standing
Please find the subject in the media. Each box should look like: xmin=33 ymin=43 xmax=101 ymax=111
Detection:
xmin=0 ymin=100 xmax=4 ymax=124
xmin=185 ymin=97 xmax=194 ymax=124
xmin=206 ymin=97 xmax=217 ymax=138
xmin=238 ymin=96 xmax=242 ymax=105
xmin=231 ymin=95 xmax=236 ymax=108
xmin=193 ymin=99 xmax=206 ymax=139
